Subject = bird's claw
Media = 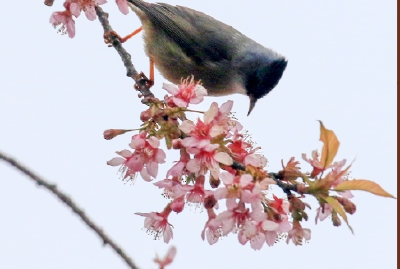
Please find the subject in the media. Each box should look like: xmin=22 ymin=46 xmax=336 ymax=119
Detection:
xmin=103 ymin=30 xmax=123 ymax=47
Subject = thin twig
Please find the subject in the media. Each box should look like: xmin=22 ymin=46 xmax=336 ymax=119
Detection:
xmin=0 ymin=151 xmax=139 ymax=269
xmin=95 ymin=6 xmax=154 ymax=99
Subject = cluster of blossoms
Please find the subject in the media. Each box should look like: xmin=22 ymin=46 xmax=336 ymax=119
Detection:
xmin=104 ymin=77 xmax=379 ymax=250
xmin=48 ymin=0 xmax=130 ymax=38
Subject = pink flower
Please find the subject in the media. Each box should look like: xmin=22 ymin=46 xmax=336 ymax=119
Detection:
xmin=201 ymin=208 xmax=222 ymax=245
xmin=163 ymin=76 xmax=207 ymax=107
xmin=170 ymin=196 xmax=185 ymax=213
xmin=154 ymin=178 xmax=191 ymax=199
xmin=216 ymin=172 xmax=254 ymax=201
xmin=166 ymin=149 xmax=190 ymax=179
xmin=227 ymin=133 xmax=267 ymax=168
xmin=215 ymin=200 xmax=251 ymax=236
xmin=136 ymin=207 xmax=173 ymax=243
xmin=116 ymin=0 xmax=129 ymax=14
xmin=264 ymin=215 xmax=292 ymax=246
xmin=179 ymin=103 xmax=223 ymax=149
xmin=69 ymin=0 xmax=107 ymax=21
xmin=50 ymin=9 xmax=75 ymax=38
xmin=107 ymin=132 xmax=166 ymax=181
xmin=330 ymin=159 xmax=354 ymax=198
xmin=186 ymin=148 xmax=232 ymax=180
xmin=286 ymin=221 xmax=311 ymax=246
xmin=315 ymin=203 xmax=332 ymax=224
xmin=153 ymin=246 xmax=177 ymax=269
xmin=302 ymin=150 xmax=327 ymax=177
xmin=238 ymin=219 xmax=268 ymax=250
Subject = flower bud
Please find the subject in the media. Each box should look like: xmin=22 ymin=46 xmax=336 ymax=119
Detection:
xmin=336 ymin=197 xmax=356 ymax=214
xmin=103 ymin=129 xmax=126 ymax=140
xmin=332 ymin=212 xmax=342 ymax=227
xmin=140 ymin=109 xmax=152 ymax=121
xmin=204 ymin=196 xmax=217 ymax=209
xmin=171 ymin=196 xmax=185 ymax=213
xmin=209 ymin=176 xmax=220 ymax=188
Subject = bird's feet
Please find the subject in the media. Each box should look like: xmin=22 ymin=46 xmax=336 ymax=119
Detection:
xmin=104 ymin=27 xmax=142 ymax=47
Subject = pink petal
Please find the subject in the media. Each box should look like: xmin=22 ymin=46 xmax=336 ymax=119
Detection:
xmin=179 ymin=120 xmax=195 ymax=134
xmin=172 ymin=97 xmax=189 ymax=107
xmin=140 ymin=167 xmax=152 ymax=182
xmin=221 ymin=217 xmax=235 ymax=236
xmin=117 ymin=149 xmax=132 ymax=158
xmin=239 ymin=174 xmax=253 ymax=186
xmin=203 ymin=143 xmax=219 ymax=152
xmin=147 ymin=136 xmax=160 ymax=148
xmin=163 ymin=225 xmax=173 ymax=243
xmin=339 ymin=190 xmax=354 ymax=199
xmin=250 ymin=233 xmax=265 ymax=250
xmin=66 ymin=17 xmax=76 ymax=38
xmin=186 ymin=159 xmax=200 ymax=173
xmin=220 ymin=172 xmax=234 ymax=185
xmin=219 ymin=100 xmax=233 ymax=115
xmin=107 ymin=157 xmax=125 ymax=166
xmin=69 ymin=3 xmax=81 ymax=17
xmin=95 ymin=0 xmax=107 ymax=4
xmin=265 ymin=231 xmax=277 ymax=246
xmin=156 ymin=149 xmax=166 ymax=164
xmin=147 ymin=161 xmax=158 ymax=178
xmin=209 ymin=125 xmax=223 ymax=137
xmin=245 ymin=154 xmax=267 ymax=167
xmin=303 ymin=229 xmax=311 ymax=240
xmin=167 ymin=162 xmax=185 ymax=178
xmin=206 ymin=229 xmax=219 ymax=245
xmin=84 ymin=5 xmax=97 ymax=21
xmin=116 ymin=0 xmax=129 ymax=14
xmin=214 ymin=152 xmax=233 ymax=166
xmin=262 ymin=220 xmax=279 ymax=231
xmin=204 ymin=102 xmax=218 ymax=124
xmin=181 ymin=137 xmax=199 ymax=148
xmin=162 ymin=83 xmax=179 ymax=95
xmin=126 ymin=155 xmax=143 ymax=172
xmin=130 ymin=138 xmax=145 ymax=149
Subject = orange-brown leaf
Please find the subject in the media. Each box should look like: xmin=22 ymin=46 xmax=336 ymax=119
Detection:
xmin=334 ymin=179 xmax=396 ymax=198
xmin=318 ymin=121 xmax=340 ymax=168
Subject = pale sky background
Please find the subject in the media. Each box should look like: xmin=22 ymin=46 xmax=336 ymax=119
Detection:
xmin=0 ymin=0 xmax=396 ymax=268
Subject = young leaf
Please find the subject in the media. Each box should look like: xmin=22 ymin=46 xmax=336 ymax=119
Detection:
xmin=334 ymin=180 xmax=396 ymax=198
xmin=318 ymin=121 xmax=340 ymax=168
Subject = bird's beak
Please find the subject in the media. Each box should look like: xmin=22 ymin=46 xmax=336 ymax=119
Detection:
xmin=248 ymin=96 xmax=257 ymax=116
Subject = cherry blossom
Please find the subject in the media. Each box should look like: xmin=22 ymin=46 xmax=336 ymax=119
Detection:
xmin=49 ymin=3 xmax=76 ymax=38
xmin=201 ymin=208 xmax=222 ymax=245
xmin=302 ymin=150 xmax=326 ymax=177
xmin=163 ymin=76 xmax=207 ymax=107
xmin=153 ymin=246 xmax=177 ymax=269
xmin=136 ymin=207 xmax=173 ymax=243
xmin=107 ymin=132 xmax=166 ymax=181
xmin=286 ymin=221 xmax=311 ymax=245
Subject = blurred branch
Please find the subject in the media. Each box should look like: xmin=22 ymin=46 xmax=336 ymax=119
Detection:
xmin=0 ymin=151 xmax=139 ymax=269
xmin=95 ymin=6 xmax=154 ymax=99
xmin=44 ymin=0 xmax=54 ymax=6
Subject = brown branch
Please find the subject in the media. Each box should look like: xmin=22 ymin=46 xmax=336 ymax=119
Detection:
xmin=0 ymin=151 xmax=139 ymax=269
xmin=95 ymin=6 xmax=154 ymax=99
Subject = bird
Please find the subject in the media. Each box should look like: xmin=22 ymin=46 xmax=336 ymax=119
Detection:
xmin=125 ymin=0 xmax=288 ymax=115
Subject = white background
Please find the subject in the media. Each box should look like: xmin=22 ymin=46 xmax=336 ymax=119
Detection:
xmin=0 ymin=0 xmax=396 ymax=268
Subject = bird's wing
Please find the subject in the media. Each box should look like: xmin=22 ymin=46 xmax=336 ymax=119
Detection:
xmin=129 ymin=0 xmax=245 ymax=64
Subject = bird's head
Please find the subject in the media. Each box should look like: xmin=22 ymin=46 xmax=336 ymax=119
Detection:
xmin=237 ymin=52 xmax=288 ymax=115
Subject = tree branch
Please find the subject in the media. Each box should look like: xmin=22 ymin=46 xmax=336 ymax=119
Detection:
xmin=0 ymin=151 xmax=139 ymax=269
xmin=95 ymin=6 xmax=154 ymax=99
